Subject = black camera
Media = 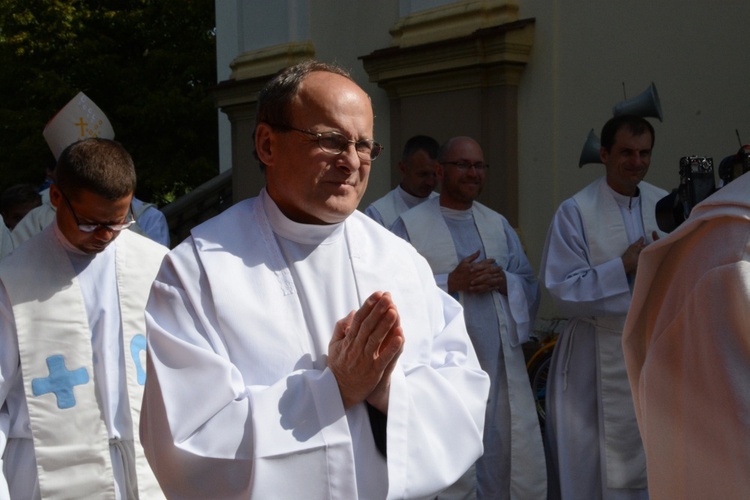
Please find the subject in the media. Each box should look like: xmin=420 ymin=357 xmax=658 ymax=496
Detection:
xmin=680 ymin=156 xmax=716 ymax=208
xmin=656 ymin=156 xmax=716 ymax=233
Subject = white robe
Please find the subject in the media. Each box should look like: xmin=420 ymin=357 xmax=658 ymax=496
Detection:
xmin=393 ymin=197 xmax=545 ymax=500
xmin=539 ymin=177 xmax=666 ymax=500
xmin=0 ymin=223 xmax=167 ymax=499
xmin=364 ymin=186 xmax=437 ymax=229
xmin=140 ymin=189 xmax=490 ymax=499
xmin=10 ymin=189 xmax=54 ymax=248
xmin=0 ymin=220 xmax=11 ymax=261
xmin=623 ymin=172 xmax=750 ymax=500
xmin=131 ymin=199 xmax=170 ymax=247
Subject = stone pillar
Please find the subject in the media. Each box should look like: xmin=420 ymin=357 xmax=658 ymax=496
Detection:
xmin=361 ymin=0 xmax=534 ymax=226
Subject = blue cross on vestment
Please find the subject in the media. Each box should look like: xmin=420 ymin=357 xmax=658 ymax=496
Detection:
xmin=130 ymin=334 xmax=147 ymax=385
xmin=31 ymin=355 xmax=90 ymax=409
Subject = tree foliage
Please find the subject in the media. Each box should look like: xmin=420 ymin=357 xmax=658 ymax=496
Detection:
xmin=0 ymin=0 xmax=218 ymax=205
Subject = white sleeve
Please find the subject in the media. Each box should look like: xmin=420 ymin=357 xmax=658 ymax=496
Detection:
xmin=0 ymin=282 xmax=18 ymax=499
xmin=539 ymin=199 xmax=632 ymax=317
xmin=502 ymin=221 xmax=540 ymax=345
xmin=384 ymin=276 xmax=490 ymax=498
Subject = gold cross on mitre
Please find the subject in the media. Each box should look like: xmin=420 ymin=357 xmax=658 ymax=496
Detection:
xmin=74 ymin=117 xmax=88 ymax=137
xmin=43 ymin=92 xmax=115 ymax=160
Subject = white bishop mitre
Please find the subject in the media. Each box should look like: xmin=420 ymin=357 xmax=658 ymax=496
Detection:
xmin=43 ymin=92 xmax=115 ymax=159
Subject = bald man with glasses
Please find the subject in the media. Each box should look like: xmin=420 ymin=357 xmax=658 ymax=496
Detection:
xmin=392 ymin=136 xmax=546 ymax=500
xmin=140 ymin=60 xmax=489 ymax=499
xmin=0 ymin=138 xmax=167 ymax=498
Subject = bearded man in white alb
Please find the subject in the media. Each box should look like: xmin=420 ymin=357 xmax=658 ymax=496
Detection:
xmin=392 ymin=136 xmax=546 ymax=500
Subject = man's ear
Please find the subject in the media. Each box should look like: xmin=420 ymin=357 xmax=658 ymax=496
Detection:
xmin=599 ymin=147 xmax=609 ymax=164
xmin=255 ymin=122 xmax=275 ymax=166
xmin=49 ymin=183 xmax=62 ymax=210
xmin=398 ymin=160 xmax=407 ymax=176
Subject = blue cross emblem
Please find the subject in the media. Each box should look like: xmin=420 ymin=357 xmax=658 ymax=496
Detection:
xmin=130 ymin=334 xmax=147 ymax=385
xmin=31 ymin=355 xmax=89 ymax=409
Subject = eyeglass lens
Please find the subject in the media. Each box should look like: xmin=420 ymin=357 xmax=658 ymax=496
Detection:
xmin=317 ymin=131 xmax=382 ymax=161
xmin=61 ymin=191 xmax=136 ymax=232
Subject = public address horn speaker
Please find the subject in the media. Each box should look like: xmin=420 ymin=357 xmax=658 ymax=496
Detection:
xmin=578 ymin=128 xmax=602 ymax=167
xmin=612 ymin=82 xmax=663 ymax=121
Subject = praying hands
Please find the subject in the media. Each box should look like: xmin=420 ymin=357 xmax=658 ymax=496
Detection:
xmin=448 ymin=249 xmax=508 ymax=295
xmin=328 ymin=291 xmax=405 ymax=414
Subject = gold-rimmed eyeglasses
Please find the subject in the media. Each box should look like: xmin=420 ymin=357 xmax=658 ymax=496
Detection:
xmin=271 ymin=124 xmax=383 ymax=161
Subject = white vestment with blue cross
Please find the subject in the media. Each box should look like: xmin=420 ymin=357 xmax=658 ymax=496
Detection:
xmin=0 ymin=224 xmax=167 ymax=499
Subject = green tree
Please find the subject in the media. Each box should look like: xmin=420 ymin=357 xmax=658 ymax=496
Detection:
xmin=0 ymin=0 xmax=218 ymax=205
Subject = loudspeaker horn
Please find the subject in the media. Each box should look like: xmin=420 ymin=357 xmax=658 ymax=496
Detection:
xmin=578 ymin=128 xmax=602 ymax=168
xmin=612 ymin=82 xmax=663 ymax=121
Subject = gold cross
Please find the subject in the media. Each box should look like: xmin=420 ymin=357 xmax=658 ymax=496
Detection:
xmin=74 ymin=117 xmax=88 ymax=136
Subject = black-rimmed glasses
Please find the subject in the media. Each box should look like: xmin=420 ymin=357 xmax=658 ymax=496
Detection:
xmin=60 ymin=191 xmax=136 ymax=233
xmin=271 ymin=124 xmax=383 ymax=161
xmin=441 ymin=161 xmax=489 ymax=171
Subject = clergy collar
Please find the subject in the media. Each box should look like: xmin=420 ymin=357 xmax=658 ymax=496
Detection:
xmin=261 ymin=188 xmax=345 ymax=245
xmin=439 ymin=204 xmax=474 ymax=221
xmin=605 ymin=183 xmax=642 ymax=210
xmin=397 ymin=184 xmax=428 ymax=207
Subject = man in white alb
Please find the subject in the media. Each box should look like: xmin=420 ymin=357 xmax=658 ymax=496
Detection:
xmin=140 ymin=60 xmax=490 ymax=499
xmin=392 ymin=136 xmax=546 ymax=500
xmin=365 ymin=134 xmax=439 ymax=229
xmin=0 ymin=138 xmax=166 ymax=499
xmin=539 ymin=114 xmax=667 ymax=499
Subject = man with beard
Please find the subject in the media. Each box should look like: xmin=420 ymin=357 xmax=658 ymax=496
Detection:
xmin=392 ymin=136 xmax=546 ymax=499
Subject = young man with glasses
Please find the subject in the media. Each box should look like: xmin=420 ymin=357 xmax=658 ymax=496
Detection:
xmin=0 ymin=138 xmax=167 ymax=498
xmin=392 ymin=136 xmax=546 ymax=500
xmin=140 ymin=60 xmax=490 ymax=499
